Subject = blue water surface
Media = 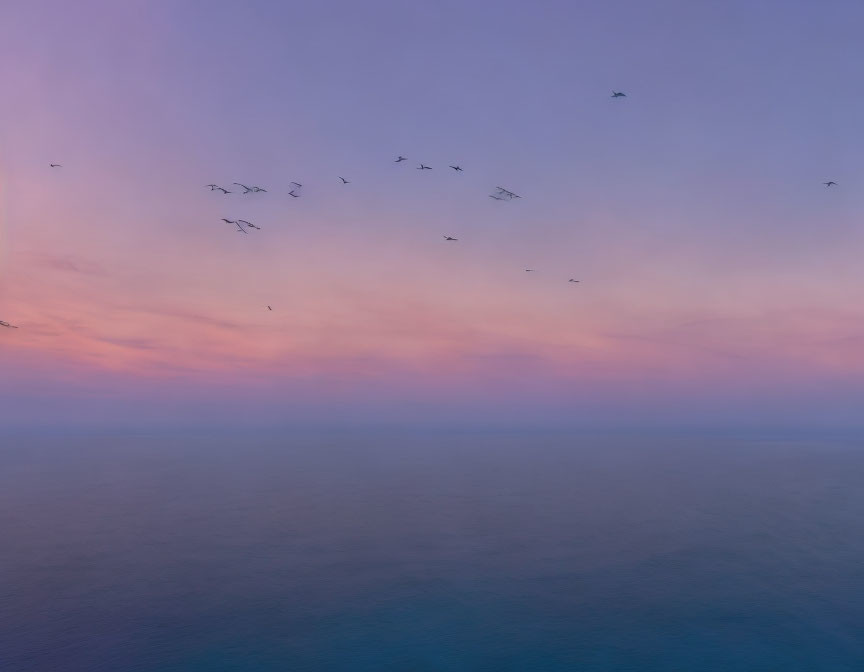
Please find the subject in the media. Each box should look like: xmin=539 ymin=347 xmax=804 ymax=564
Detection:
xmin=1 ymin=432 xmax=863 ymax=671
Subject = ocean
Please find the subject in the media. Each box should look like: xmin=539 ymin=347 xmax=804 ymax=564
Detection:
xmin=1 ymin=431 xmax=863 ymax=671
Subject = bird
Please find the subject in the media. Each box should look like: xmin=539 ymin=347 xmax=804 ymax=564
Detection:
xmin=233 ymin=183 xmax=254 ymax=194
xmin=237 ymin=219 xmax=260 ymax=230
xmin=568 ymin=279 xmax=580 ymax=283
xmin=205 ymin=184 xmax=220 ymax=190
xmin=221 ymin=218 xmax=247 ymax=234
xmin=288 ymin=190 xmax=300 ymax=198
xmin=444 ymin=236 xmax=458 ymax=241
xmin=216 ymin=187 xmax=232 ymax=194
xmin=611 ymin=91 xmax=626 ymax=98
xmin=495 ymin=187 xmax=520 ymax=199
xmin=489 ymin=194 xmax=505 ymax=201
xmin=823 ymin=181 xmax=837 ymax=187
xmin=0 ymin=320 xmax=18 ymax=328
xmin=525 ymin=269 xmax=535 ymax=272
xmin=49 ymin=163 xmax=62 ymax=168
xmin=290 ymin=182 xmax=303 ymax=188
xmin=417 ymin=164 xmax=432 ymax=170
xmin=251 ymin=186 xmax=267 ymax=192
xmin=449 ymin=165 xmax=463 ymax=172
xmin=226 ymin=219 xmax=248 ymax=234
xmin=267 ymin=306 xmax=272 ymax=311
xmin=339 ymin=176 xmax=350 ymax=184
xmin=395 ymin=156 xmax=407 ymax=162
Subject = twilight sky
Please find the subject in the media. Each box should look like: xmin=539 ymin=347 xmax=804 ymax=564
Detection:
xmin=2 ymin=0 xmax=864 ymax=429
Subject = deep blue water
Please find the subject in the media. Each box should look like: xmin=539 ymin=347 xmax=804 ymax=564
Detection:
xmin=2 ymin=432 xmax=863 ymax=671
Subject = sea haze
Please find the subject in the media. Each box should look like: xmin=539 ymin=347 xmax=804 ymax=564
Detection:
xmin=1 ymin=432 xmax=863 ymax=671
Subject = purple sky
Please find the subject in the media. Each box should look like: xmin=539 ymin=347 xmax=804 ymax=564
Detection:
xmin=2 ymin=1 xmax=864 ymax=429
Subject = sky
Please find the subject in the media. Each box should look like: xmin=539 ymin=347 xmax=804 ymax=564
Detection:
xmin=2 ymin=0 xmax=864 ymax=430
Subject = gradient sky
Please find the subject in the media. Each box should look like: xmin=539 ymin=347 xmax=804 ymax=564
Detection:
xmin=2 ymin=0 xmax=864 ymax=429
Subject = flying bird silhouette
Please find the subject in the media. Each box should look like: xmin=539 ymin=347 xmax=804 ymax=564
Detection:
xmin=291 ymin=182 xmax=303 ymax=188
xmin=449 ymin=165 xmax=463 ymax=172
xmin=339 ymin=176 xmax=350 ymax=184
xmin=568 ymin=279 xmax=580 ymax=283
xmin=49 ymin=163 xmax=62 ymax=168
xmin=395 ymin=156 xmax=407 ymax=162
xmin=823 ymin=181 xmax=837 ymax=187
xmin=525 ymin=269 xmax=535 ymax=272
xmin=251 ymin=186 xmax=267 ymax=192
xmin=288 ymin=190 xmax=300 ymax=198
xmin=216 ymin=187 xmax=231 ymax=194
xmin=489 ymin=194 xmax=505 ymax=200
xmin=444 ymin=236 xmax=458 ymax=241
xmin=0 ymin=320 xmax=18 ymax=328
xmin=611 ymin=91 xmax=626 ymax=98
xmin=267 ymin=306 xmax=272 ymax=311
xmin=221 ymin=218 xmax=248 ymax=233
xmin=205 ymin=184 xmax=220 ymax=190
xmin=233 ymin=183 xmax=254 ymax=194
xmin=417 ymin=164 xmax=432 ymax=170
xmin=237 ymin=219 xmax=260 ymax=230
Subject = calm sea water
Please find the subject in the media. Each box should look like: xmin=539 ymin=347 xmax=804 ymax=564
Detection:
xmin=1 ymin=432 xmax=863 ymax=671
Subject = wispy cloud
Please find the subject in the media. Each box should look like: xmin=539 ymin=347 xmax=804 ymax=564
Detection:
xmin=34 ymin=253 xmax=107 ymax=277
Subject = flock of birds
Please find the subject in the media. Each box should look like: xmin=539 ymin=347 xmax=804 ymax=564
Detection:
xmin=205 ymin=173 xmax=523 ymax=237
xmin=200 ymin=171 xmax=571 ymax=288
xmin=0 ymin=90 xmax=844 ymax=330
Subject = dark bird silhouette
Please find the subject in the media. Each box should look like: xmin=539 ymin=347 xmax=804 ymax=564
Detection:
xmin=0 ymin=320 xmax=18 ymax=328
xmin=251 ymin=186 xmax=267 ymax=192
xmin=222 ymin=218 xmax=247 ymax=233
xmin=444 ymin=236 xmax=458 ymax=241
xmin=222 ymin=218 xmax=248 ymax=233
xmin=417 ymin=164 xmax=432 ymax=170
xmin=611 ymin=91 xmax=626 ymax=98
xmin=291 ymin=182 xmax=303 ymax=188
xmin=569 ymin=279 xmax=580 ymax=283
xmin=823 ymin=181 xmax=837 ymax=187
xmin=216 ymin=187 xmax=232 ymax=194
xmin=205 ymin=184 xmax=220 ymax=190
xmin=495 ymin=187 xmax=520 ymax=199
xmin=489 ymin=194 xmax=505 ymax=200
xmin=288 ymin=190 xmax=300 ymax=198
xmin=339 ymin=176 xmax=350 ymax=184
xmin=233 ymin=183 xmax=254 ymax=194
xmin=395 ymin=156 xmax=407 ymax=162
xmin=237 ymin=219 xmax=260 ymax=230
xmin=49 ymin=164 xmax=62 ymax=168
xmin=449 ymin=165 xmax=463 ymax=172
